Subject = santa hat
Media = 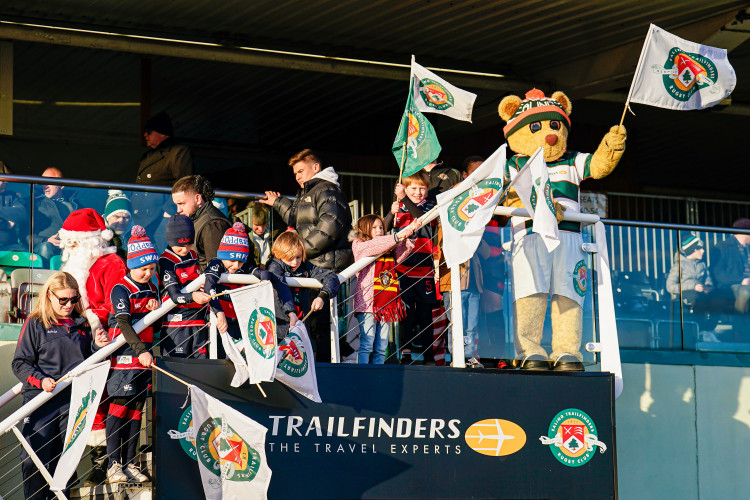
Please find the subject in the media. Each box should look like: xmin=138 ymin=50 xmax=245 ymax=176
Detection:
xmin=104 ymin=190 xmax=132 ymax=223
xmin=127 ymin=225 xmax=158 ymax=269
xmin=217 ymin=222 xmax=249 ymax=262
xmin=59 ymin=208 xmax=114 ymax=242
xmin=502 ymin=88 xmax=571 ymax=138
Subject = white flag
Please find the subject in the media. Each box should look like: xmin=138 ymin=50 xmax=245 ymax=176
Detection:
xmin=231 ymin=282 xmax=277 ymax=384
xmin=220 ymin=331 xmax=250 ymax=388
xmin=628 ymin=24 xmax=736 ymax=111
xmin=437 ymin=144 xmax=506 ymax=268
xmin=510 ymin=147 xmax=559 ymax=251
xmin=275 ymin=322 xmax=322 ymax=403
xmin=190 ymin=385 xmax=272 ymax=500
xmin=411 ymin=57 xmax=477 ymax=122
xmin=50 ymin=361 xmax=109 ymax=491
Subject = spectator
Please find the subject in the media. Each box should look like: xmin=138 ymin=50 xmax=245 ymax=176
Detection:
xmin=27 ymin=168 xmax=76 ymax=261
xmin=171 ymin=175 xmax=231 ymax=270
xmin=712 ymin=218 xmax=750 ymax=314
xmin=260 ymin=149 xmax=353 ymax=272
xmin=260 ymin=150 xmax=354 ymax=359
xmin=12 ymin=271 xmax=109 ymax=499
xmin=667 ymin=235 xmax=713 ymax=306
xmin=136 ymin=111 xmax=194 ymax=185
xmin=423 ymin=159 xmax=462 ymax=202
xmin=249 ymin=203 xmax=279 ymax=268
xmin=103 ymin=190 xmax=133 ymax=259
xmin=0 ymin=163 xmax=26 ymax=251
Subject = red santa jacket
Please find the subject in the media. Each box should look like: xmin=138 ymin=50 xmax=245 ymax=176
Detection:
xmin=86 ymin=253 xmax=128 ymax=327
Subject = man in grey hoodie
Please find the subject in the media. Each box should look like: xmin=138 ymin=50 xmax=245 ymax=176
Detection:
xmin=667 ymin=235 xmax=712 ymax=307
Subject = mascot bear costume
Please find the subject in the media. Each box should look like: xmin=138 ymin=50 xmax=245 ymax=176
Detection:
xmin=499 ymin=88 xmax=626 ymax=371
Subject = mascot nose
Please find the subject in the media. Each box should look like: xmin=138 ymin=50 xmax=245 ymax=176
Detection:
xmin=545 ymin=134 xmax=558 ymax=146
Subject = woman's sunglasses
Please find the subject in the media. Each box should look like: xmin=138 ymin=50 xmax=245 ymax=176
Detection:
xmin=50 ymin=290 xmax=81 ymax=306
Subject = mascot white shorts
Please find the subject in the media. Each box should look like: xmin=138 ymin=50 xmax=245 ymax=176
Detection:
xmin=511 ymin=231 xmax=589 ymax=306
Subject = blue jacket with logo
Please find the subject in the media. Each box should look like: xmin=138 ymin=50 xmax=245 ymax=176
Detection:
xmin=12 ymin=314 xmax=93 ymax=399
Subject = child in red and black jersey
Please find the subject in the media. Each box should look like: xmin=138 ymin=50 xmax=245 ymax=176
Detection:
xmin=104 ymin=225 xmax=159 ymax=483
xmin=158 ymin=215 xmax=211 ymax=358
xmin=385 ymin=171 xmax=437 ymax=364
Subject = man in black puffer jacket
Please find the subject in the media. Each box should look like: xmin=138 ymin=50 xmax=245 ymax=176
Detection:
xmin=261 ymin=149 xmax=353 ymax=273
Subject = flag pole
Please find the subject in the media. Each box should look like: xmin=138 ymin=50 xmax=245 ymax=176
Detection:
xmin=398 ymin=141 xmax=407 ymax=185
xmin=152 ymin=364 xmax=192 ymax=388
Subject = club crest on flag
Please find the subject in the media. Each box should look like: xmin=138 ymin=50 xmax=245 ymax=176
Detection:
xmin=539 ymin=408 xmax=607 ymax=467
xmin=418 ymin=78 xmax=455 ymax=111
xmin=196 ymin=417 xmax=263 ymax=485
xmin=169 ymin=406 xmax=198 ymax=461
xmin=446 ymin=178 xmax=502 ymax=232
xmin=247 ymin=307 xmax=277 ymax=360
xmin=278 ymin=330 xmax=309 ymax=378
xmin=652 ymin=48 xmax=720 ymax=100
xmin=63 ymin=387 xmax=97 ymax=453
xmin=406 ymin=111 xmax=428 ymax=159
xmin=530 ymin=176 xmax=555 ymax=215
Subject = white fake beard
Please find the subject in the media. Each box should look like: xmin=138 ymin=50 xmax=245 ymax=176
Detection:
xmin=60 ymin=236 xmax=113 ymax=309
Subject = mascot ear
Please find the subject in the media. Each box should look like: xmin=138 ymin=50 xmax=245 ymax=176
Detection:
xmin=551 ymin=91 xmax=572 ymax=116
xmin=498 ymin=95 xmax=522 ymax=122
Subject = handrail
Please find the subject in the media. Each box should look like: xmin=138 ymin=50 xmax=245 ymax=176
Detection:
xmin=0 ymin=173 xmax=267 ymax=200
xmin=602 ymin=218 xmax=750 ymax=235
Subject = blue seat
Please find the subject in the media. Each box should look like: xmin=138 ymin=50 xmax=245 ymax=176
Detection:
xmin=49 ymin=255 xmax=62 ymax=270
xmin=0 ymin=251 xmax=44 ymax=274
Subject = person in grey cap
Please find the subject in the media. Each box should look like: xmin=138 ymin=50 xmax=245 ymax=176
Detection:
xmin=136 ymin=111 xmax=194 ymax=186
xmin=712 ymin=218 xmax=750 ymax=314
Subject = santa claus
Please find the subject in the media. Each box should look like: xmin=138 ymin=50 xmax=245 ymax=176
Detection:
xmin=59 ymin=208 xmax=128 ymax=331
xmin=59 ymin=208 xmax=128 ymax=484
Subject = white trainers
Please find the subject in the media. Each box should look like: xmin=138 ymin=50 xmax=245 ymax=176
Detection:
xmin=106 ymin=461 xmax=128 ymax=483
xmin=123 ymin=463 xmax=149 ymax=483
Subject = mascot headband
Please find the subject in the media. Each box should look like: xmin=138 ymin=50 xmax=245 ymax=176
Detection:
xmin=503 ymin=88 xmax=571 ymax=138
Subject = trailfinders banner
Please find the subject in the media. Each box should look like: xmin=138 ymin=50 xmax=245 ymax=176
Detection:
xmin=392 ymin=77 xmax=441 ymax=178
xmin=511 ymin=147 xmax=560 ymax=252
xmin=231 ymin=282 xmax=277 ymax=385
xmin=628 ymin=24 xmax=736 ymax=111
xmin=50 ymin=361 xmax=109 ymax=492
xmin=437 ymin=144 xmax=506 ymax=268
xmin=411 ymin=57 xmax=476 ymax=122
xmin=275 ymin=322 xmax=322 ymax=403
xmin=190 ymin=384 xmax=272 ymax=500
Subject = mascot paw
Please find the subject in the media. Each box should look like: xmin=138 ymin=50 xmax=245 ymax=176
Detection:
xmin=605 ymin=125 xmax=627 ymax=151
xmin=554 ymin=201 xmax=566 ymax=223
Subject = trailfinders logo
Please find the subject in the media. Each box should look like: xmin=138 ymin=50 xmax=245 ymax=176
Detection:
xmin=196 ymin=417 xmax=263 ymax=484
xmin=539 ymin=408 xmax=607 ymax=467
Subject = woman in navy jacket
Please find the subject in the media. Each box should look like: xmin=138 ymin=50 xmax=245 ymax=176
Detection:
xmin=12 ymin=271 xmax=109 ymax=500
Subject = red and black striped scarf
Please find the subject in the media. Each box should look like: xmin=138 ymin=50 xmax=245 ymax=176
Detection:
xmin=373 ymin=254 xmax=405 ymax=322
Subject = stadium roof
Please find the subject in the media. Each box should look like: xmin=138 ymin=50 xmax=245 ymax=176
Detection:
xmin=1 ymin=1 xmax=749 ymax=196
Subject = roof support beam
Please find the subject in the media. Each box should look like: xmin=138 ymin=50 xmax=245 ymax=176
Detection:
xmin=0 ymin=22 xmax=535 ymax=93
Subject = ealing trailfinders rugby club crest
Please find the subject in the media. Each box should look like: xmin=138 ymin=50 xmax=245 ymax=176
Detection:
xmin=278 ymin=330 xmax=309 ymax=378
xmin=653 ymin=48 xmax=720 ymax=101
xmin=247 ymin=307 xmax=276 ymax=360
xmin=168 ymin=406 xmax=198 ymax=461
xmin=417 ymin=78 xmax=454 ymax=111
xmin=529 ymin=176 xmax=555 ymax=215
xmin=63 ymin=389 xmax=97 ymax=453
xmin=406 ymin=111 xmax=428 ymax=159
xmin=539 ymin=408 xmax=607 ymax=467
xmin=446 ymin=179 xmax=503 ymax=232
xmin=196 ymin=417 xmax=262 ymax=484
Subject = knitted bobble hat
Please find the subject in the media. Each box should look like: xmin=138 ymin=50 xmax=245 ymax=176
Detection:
xmin=217 ymin=222 xmax=249 ymax=263
xmin=126 ymin=225 xmax=159 ymax=269
xmin=502 ymin=88 xmax=571 ymax=138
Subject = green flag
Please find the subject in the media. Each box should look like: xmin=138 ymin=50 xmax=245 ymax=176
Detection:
xmin=392 ymin=78 xmax=441 ymax=178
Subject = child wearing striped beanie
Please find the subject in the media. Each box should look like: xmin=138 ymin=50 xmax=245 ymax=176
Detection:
xmin=204 ymin=222 xmax=297 ymax=354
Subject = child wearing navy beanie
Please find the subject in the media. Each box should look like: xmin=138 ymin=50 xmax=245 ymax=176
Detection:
xmin=204 ymin=223 xmax=297 ymax=356
xmin=158 ymin=215 xmax=211 ymax=358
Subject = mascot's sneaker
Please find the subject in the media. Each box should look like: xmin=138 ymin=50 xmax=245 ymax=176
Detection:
xmin=106 ymin=462 xmax=128 ymax=483
xmin=123 ymin=463 xmax=149 ymax=483
xmin=520 ymin=354 xmax=550 ymax=371
xmin=552 ymin=354 xmax=585 ymax=372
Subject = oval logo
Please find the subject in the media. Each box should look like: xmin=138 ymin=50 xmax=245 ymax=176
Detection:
xmin=464 ymin=419 xmax=526 ymax=457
